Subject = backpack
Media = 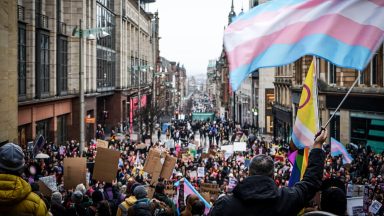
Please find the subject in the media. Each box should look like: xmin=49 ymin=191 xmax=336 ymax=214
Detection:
xmin=104 ymin=189 xmax=121 ymax=216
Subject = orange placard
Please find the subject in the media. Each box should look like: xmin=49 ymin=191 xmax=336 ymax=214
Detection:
xmin=85 ymin=117 xmax=95 ymax=124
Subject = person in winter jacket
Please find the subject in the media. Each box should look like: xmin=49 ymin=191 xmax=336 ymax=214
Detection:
xmin=0 ymin=143 xmax=49 ymax=216
xmin=127 ymin=185 xmax=152 ymax=216
xmin=50 ymin=191 xmax=67 ymax=216
xmin=209 ymin=130 xmax=328 ymax=216
xmin=116 ymin=182 xmax=140 ymax=216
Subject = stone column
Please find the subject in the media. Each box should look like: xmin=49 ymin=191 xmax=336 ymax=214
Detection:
xmin=0 ymin=0 xmax=18 ymax=143
xmin=340 ymin=109 xmax=351 ymax=144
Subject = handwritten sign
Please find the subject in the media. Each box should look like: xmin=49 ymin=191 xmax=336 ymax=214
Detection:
xmin=97 ymin=139 xmax=109 ymax=149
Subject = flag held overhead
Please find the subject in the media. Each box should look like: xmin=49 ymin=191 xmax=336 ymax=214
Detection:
xmin=224 ymin=0 xmax=384 ymax=91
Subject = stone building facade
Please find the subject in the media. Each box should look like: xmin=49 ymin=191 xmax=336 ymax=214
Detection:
xmin=16 ymin=0 xmax=159 ymax=146
xmin=273 ymin=52 xmax=384 ymax=150
xmin=0 ymin=0 xmax=18 ymax=144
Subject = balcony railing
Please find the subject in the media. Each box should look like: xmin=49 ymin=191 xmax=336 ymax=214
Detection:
xmin=57 ymin=21 xmax=67 ymax=35
xmin=18 ymin=5 xmax=25 ymax=21
xmin=36 ymin=13 xmax=49 ymax=29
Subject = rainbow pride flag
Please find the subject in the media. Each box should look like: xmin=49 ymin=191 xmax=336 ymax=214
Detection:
xmin=224 ymin=0 xmax=384 ymax=91
xmin=289 ymin=60 xmax=319 ymax=186
xmin=331 ymin=138 xmax=353 ymax=164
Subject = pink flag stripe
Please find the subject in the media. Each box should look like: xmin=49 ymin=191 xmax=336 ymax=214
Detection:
xmin=227 ymin=0 xmax=325 ymax=33
xmin=370 ymin=0 xmax=384 ymax=7
xmin=226 ymin=0 xmax=383 ymax=35
xmin=227 ymin=14 xmax=383 ymax=71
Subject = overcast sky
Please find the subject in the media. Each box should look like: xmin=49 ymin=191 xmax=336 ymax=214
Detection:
xmin=148 ymin=0 xmax=248 ymax=77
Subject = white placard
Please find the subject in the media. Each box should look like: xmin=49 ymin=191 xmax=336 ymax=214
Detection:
xmin=221 ymin=145 xmax=234 ymax=153
xmin=188 ymin=143 xmax=196 ymax=150
xmin=233 ymin=142 xmax=247 ymax=152
xmin=130 ymin=133 xmax=138 ymax=141
xmin=347 ymin=197 xmax=364 ymax=216
xmin=197 ymin=167 xmax=205 ymax=178
xmin=369 ymin=200 xmax=382 ymax=214
xmin=189 ymin=171 xmax=197 ymax=179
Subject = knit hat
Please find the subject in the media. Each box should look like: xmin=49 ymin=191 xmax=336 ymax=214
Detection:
xmin=92 ymin=190 xmax=104 ymax=203
xmin=0 ymin=143 xmax=25 ymax=173
xmin=130 ymin=183 xmax=141 ymax=194
xmin=133 ymin=185 xmax=147 ymax=199
xmin=72 ymin=191 xmax=83 ymax=204
xmin=51 ymin=192 xmax=62 ymax=204
xmin=75 ymin=183 xmax=86 ymax=195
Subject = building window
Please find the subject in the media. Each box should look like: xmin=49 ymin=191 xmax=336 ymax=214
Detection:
xmin=328 ymin=62 xmax=336 ymax=84
xmin=57 ymin=115 xmax=67 ymax=146
xmin=97 ymin=48 xmax=116 ymax=90
xmin=295 ymin=59 xmax=302 ymax=85
xmin=371 ymin=54 xmax=378 ymax=85
xmin=36 ymin=31 xmax=50 ymax=97
xmin=18 ymin=23 xmax=27 ymax=97
xmin=36 ymin=119 xmax=51 ymax=142
xmin=96 ymin=2 xmax=115 ymax=91
xmin=57 ymin=36 xmax=68 ymax=95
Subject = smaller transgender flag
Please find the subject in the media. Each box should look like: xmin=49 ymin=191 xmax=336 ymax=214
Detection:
xmin=331 ymin=138 xmax=353 ymax=164
xmin=175 ymin=178 xmax=211 ymax=214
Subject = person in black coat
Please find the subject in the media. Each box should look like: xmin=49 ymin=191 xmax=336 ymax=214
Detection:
xmin=209 ymin=130 xmax=327 ymax=216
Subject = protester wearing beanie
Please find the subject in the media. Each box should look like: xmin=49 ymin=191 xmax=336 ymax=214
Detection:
xmin=68 ymin=190 xmax=89 ymax=216
xmin=0 ymin=143 xmax=49 ymax=216
xmin=116 ymin=183 xmax=139 ymax=216
xmin=127 ymin=185 xmax=152 ymax=216
xmin=51 ymin=192 xmax=66 ymax=216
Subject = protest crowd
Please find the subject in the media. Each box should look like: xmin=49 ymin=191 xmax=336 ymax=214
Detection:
xmin=0 ymin=117 xmax=381 ymax=216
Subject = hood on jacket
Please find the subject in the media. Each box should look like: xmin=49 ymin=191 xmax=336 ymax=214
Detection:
xmin=233 ymin=175 xmax=278 ymax=201
xmin=124 ymin=195 xmax=137 ymax=206
xmin=0 ymin=174 xmax=32 ymax=206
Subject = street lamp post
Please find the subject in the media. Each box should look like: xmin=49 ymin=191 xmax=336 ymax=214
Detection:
xmin=73 ymin=19 xmax=110 ymax=156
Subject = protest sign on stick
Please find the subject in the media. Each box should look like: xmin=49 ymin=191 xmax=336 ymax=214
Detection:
xmin=160 ymin=154 xmax=177 ymax=180
xmin=64 ymin=157 xmax=86 ymax=190
xmin=97 ymin=139 xmax=109 ymax=149
xmin=93 ymin=147 xmax=120 ymax=183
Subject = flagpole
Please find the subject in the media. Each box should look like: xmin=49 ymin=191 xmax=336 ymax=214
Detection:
xmin=315 ymin=71 xmax=362 ymax=139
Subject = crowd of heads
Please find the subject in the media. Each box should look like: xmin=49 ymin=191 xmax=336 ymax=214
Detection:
xmin=1 ymin=116 xmax=383 ymax=215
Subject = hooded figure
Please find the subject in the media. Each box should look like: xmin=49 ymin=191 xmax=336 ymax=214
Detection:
xmin=0 ymin=143 xmax=49 ymax=216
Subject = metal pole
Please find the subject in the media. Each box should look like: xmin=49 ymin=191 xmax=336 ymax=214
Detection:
xmin=79 ymin=19 xmax=85 ymax=156
xmin=315 ymin=71 xmax=362 ymax=139
xmin=323 ymin=72 xmax=361 ymax=129
xmin=137 ymin=0 xmax=142 ymax=141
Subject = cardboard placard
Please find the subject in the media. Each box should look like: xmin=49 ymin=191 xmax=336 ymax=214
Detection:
xmin=143 ymin=148 xmax=163 ymax=174
xmin=97 ymin=139 xmax=109 ymax=149
xmin=39 ymin=175 xmax=57 ymax=192
xmin=233 ymin=142 xmax=247 ymax=152
xmin=93 ymin=147 xmax=120 ymax=183
xmin=200 ymin=183 xmax=220 ymax=194
xmin=136 ymin=143 xmax=147 ymax=150
xmin=197 ymin=167 xmax=205 ymax=178
xmin=160 ymin=154 xmax=177 ymax=180
xmin=38 ymin=180 xmax=53 ymax=197
xmin=64 ymin=157 xmax=86 ymax=190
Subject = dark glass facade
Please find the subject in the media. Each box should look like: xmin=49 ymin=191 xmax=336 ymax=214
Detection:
xmin=96 ymin=0 xmax=115 ymax=91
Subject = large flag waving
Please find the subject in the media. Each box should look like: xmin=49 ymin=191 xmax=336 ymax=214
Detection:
xmin=224 ymin=0 xmax=384 ymax=91
xmin=289 ymin=60 xmax=319 ymax=186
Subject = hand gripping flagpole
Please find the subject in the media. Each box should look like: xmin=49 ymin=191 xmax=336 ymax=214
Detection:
xmin=314 ymin=71 xmax=362 ymax=140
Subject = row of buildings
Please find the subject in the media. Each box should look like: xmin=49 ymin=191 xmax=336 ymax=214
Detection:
xmin=0 ymin=0 xmax=188 ymax=148
xmin=208 ymin=0 xmax=384 ymax=148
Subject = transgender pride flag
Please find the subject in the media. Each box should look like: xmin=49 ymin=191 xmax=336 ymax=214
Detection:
xmin=175 ymin=178 xmax=211 ymax=214
xmin=331 ymin=138 xmax=353 ymax=164
xmin=224 ymin=0 xmax=384 ymax=91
